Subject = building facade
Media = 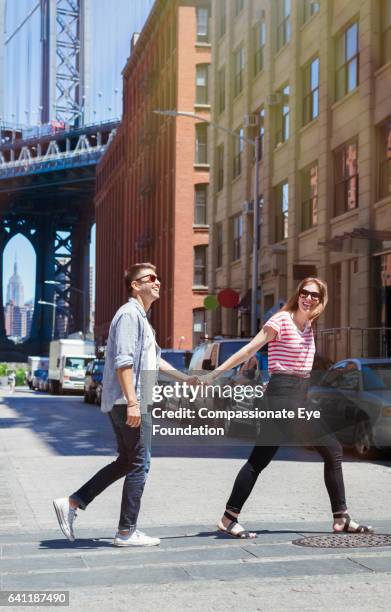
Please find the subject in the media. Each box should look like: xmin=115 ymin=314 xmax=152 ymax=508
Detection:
xmin=95 ymin=0 xmax=211 ymax=348
xmin=208 ymin=0 xmax=391 ymax=360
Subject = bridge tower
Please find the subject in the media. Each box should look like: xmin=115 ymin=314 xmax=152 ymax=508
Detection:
xmin=0 ymin=0 xmax=4 ymax=120
xmin=0 ymin=0 xmax=99 ymax=361
xmin=40 ymin=0 xmax=91 ymax=126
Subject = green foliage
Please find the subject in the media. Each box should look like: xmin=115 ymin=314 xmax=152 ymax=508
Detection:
xmin=15 ymin=368 xmax=26 ymax=386
xmin=0 ymin=363 xmax=27 ymax=386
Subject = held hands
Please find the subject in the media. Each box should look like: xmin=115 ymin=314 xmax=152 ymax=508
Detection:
xmin=186 ymin=373 xmax=216 ymax=386
xmin=126 ymin=401 xmax=141 ymax=428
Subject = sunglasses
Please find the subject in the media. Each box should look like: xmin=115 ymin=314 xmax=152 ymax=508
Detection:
xmin=134 ymin=274 xmax=161 ymax=284
xmin=299 ymin=289 xmax=321 ymax=301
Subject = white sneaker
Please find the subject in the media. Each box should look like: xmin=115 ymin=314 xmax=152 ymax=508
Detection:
xmin=113 ymin=529 xmax=160 ymax=547
xmin=53 ymin=498 xmax=77 ymax=542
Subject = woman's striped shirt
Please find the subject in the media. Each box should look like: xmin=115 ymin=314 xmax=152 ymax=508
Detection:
xmin=264 ymin=311 xmax=315 ymax=376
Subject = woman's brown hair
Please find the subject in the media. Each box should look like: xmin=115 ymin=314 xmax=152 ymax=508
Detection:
xmin=279 ymin=277 xmax=328 ymax=321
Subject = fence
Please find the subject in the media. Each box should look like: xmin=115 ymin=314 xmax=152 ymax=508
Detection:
xmin=314 ymin=327 xmax=391 ymax=362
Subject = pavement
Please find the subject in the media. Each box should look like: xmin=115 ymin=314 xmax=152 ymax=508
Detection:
xmin=1 ymin=388 xmax=391 ymax=611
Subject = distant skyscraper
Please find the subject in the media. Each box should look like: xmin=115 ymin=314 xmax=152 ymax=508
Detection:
xmin=5 ymin=302 xmax=27 ymax=339
xmin=6 ymin=256 xmax=24 ymax=307
xmin=25 ymin=300 xmax=34 ymax=338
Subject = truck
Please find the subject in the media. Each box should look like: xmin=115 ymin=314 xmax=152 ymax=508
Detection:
xmin=48 ymin=339 xmax=95 ymax=395
xmin=26 ymin=356 xmax=49 ymax=389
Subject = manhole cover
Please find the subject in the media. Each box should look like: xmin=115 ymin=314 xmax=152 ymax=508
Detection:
xmin=293 ymin=534 xmax=391 ymax=548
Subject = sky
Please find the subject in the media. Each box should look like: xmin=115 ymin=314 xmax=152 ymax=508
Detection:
xmin=2 ymin=0 xmax=154 ymax=308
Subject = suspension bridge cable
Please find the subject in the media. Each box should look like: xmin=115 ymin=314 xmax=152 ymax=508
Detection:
xmin=5 ymin=1 xmax=40 ymax=45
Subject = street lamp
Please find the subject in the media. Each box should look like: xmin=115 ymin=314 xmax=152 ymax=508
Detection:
xmin=44 ymin=280 xmax=87 ymax=337
xmin=38 ymin=300 xmax=59 ymax=340
xmin=153 ymin=109 xmax=261 ymax=336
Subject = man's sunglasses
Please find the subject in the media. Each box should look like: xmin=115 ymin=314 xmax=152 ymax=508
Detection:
xmin=134 ymin=274 xmax=161 ymax=284
xmin=299 ymin=289 xmax=321 ymax=301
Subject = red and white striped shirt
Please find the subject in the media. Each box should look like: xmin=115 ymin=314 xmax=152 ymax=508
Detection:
xmin=264 ymin=311 xmax=315 ymax=376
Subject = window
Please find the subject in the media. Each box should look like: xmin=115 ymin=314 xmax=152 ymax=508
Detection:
xmin=301 ymin=163 xmax=318 ymax=230
xmin=276 ymin=85 xmax=290 ymax=145
xmin=383 ymin=0 xmax=391 ymax=64
xmin=193 ymin=309 xmax=206 ymax=345
xmin=196 ymin=7 xmax=209 ymax=43
xmin=232 ymin=214 xmax=243 ymax=261
xmin=275 ymin=181 xmax=289 ymax=241
xmin=196 ymin=64 xmax=209 ymax=105
xmin=336 ymin=22 xmax=359 ymax=100
xmin=233 ymin=45 xmax=245 ymax=97
xmin=216 ymin=144 xmax=224 ymax=191
xmin=194 ymin=184 xmax=208 ymax=225
xmin=194 ymin=246 xmax=208 ymax=286
xmin=235 ymin=0 xmax=244 ymax=17
xmin=219 ymin=1 xmax=226 ymax=37
xmin=216 ymin=222 xmax=223 ymax=267
xmin=276 ymin=0 xmax=291 ymax=51
xmin=218 ymin=66 xmax=226 ymax=114
xmin=195 ymin=123 xmax=208 ymax=164
xmin=378 ymin=122 xmax=391 ymax=199
xmin=302 ymin=0 xmax=320 ymax=24
xmin=303 ymin=58 xmax=319 ymax=124
xmin=253 ymin=21 xmax=266 ymax=76
xmin=334 ymin=139 xmax=358 ymax=215
xmin=233 ymin=127 xmax=244 ymax=178
xmin=258 ymin=107 xmax=265 ymax=160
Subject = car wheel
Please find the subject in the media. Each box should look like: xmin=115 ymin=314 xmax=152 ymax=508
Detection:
xmin=354 ymin=419 xmax=374 ymax=459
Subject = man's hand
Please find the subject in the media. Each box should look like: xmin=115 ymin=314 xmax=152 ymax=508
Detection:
xmin=126 ymin=402 xmax=141 ymax=428
xmin=187 ymin=375 xmax=202 ymax=385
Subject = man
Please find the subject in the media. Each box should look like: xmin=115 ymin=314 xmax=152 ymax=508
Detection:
xmin=8 ymin=371 xmax=16 ymax=394
xmin=53 ymin=262 xmax=191 ymax=546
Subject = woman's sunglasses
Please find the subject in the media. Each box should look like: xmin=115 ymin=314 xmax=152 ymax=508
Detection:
xmin=299 ymin=289 xmax=321 ymax=301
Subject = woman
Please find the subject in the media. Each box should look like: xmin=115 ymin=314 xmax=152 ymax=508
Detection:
xmin=204 ymin=278 xmax=373 ymax=538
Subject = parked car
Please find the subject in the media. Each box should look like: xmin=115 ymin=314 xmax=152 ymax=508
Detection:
xmin=84 ymin=358 xmax=105 ymax=404
xmin=307 ymin=358 xmax=391 ymax=458
xmin=223 ymin=354 xmax=269 ymax=437
xmin=167 ymin=338 xmax=259 ymax=420
xmin=38 ymin=370 xmax=49 ymax=392
xmin=31 ymin=369 xmax=48 ymax=391
xmin=156 ymin=349 xmax=192 ymax=404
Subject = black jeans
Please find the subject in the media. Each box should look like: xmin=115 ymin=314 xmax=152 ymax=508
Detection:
xmin=226 ymin=374 xmax=347 ymax=515
xmin=71 ymin=406 xmax=152 ymax=531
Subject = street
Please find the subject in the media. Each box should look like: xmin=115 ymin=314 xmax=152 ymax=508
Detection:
xmin=1 ymin=388 xmax=391 ymax=611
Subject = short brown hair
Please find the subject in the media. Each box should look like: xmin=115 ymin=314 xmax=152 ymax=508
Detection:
xmin=124 ymin=263 xmax=157 ymax=296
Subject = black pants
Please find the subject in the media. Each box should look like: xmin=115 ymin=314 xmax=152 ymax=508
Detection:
xmin=226 ymin=374 xmax=347 ymax=515
xmin=71 ymin=406 xmax=152 ymax=531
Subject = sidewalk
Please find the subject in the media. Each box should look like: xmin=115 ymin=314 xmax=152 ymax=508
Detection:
xmin=1 ymin=390 xmax=391 ymax=610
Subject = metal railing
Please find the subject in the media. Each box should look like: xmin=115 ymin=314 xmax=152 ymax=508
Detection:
xmin=314 ymin=327 xmax=391 ymax=362
xmin=0 ymin=147 xmax=106 ymax=179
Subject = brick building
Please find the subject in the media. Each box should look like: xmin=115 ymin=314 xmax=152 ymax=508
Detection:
xmin=207 ymin=0 xmax=391 ymax=360
xmin=95 ymin=0 xmax=211 ymax=348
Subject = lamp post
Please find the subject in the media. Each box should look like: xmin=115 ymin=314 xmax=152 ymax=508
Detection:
xmin=38 ymin=300 xmax=59 ymax=340
xmin=153 ymin=109 xmax=261 ymax=336
xmin=44 ymin=280 xmax=87 ymax=337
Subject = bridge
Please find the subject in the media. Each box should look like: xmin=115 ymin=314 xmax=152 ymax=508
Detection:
xmin=0 ymin=0 xmax=119 ymax=361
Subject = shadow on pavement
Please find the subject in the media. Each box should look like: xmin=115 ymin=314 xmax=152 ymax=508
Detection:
xmin=2 ymin=393 xmax=390 ymax=467
xmin=40 ymin=538 xmax=114 ymax=550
